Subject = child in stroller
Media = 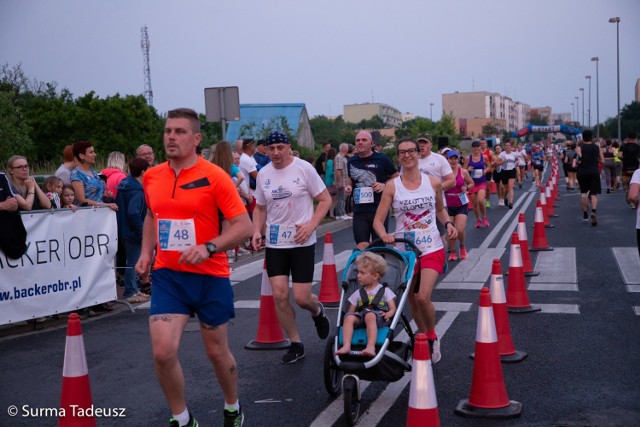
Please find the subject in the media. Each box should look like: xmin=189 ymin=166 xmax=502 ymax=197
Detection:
xmin=335 ymin=252 xmax=397 ymax=357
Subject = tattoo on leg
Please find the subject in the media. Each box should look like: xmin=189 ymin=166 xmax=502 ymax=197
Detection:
xmin=150 ymin=314 xmax=175 ymax=323
xmin=201 ymin=323 xmax=220 ymax=331
xmin=230 ymin=364 xmax=237 ymax=375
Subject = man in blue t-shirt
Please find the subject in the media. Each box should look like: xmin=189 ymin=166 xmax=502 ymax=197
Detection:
xmin=345 ymin=131 xmax=398 ymax=250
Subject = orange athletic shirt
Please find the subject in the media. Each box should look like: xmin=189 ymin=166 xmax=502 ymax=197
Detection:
xmin=143 ymin=157 xmax=247 ymax=277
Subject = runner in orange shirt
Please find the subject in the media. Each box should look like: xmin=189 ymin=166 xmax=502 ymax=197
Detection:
xmin=136 ymin=108 xmax=251 ymax=427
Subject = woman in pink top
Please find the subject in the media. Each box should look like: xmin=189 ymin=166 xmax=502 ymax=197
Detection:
xmin=443 ymin=150 xmax=474 ymax=260
xmin=101 ymin=151 xmax=127 ymax=200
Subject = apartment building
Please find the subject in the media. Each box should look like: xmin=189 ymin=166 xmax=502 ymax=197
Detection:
xmin=442 ymin=91 xmax=530 ymax=136
xmin=344 ymin=102 xmax=403 ymax=128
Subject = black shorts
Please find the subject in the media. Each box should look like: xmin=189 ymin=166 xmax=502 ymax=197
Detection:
xmin=265 ymin=244 xmax=315 ymax=283
xmin=353 ymin=211 xmax=388 ymax=246
xmin=533 ymin=164 xmax=544 ymax=171
xmin=485 ymin=172 xmax=493 ymax=182
xmin=447 ymin=204 xmax=469 ymax=217
xmin=577 ymin=173 xmax=601 ymax=195
xmin=500 ymin=169 xmax=517 ymax=185
xmin=493 ymin=171 xmax=503 ymax=184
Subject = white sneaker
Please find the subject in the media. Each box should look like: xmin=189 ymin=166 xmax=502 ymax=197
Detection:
xmin=498 ymin=200 xmax=505 ymax=206
xmin=341 ymin=215 xmax=352 ymax=220
xmin=237 ymin=247 xmax=251 ymax=255
xmin=428 ymin=338 xmax=441 ymax=363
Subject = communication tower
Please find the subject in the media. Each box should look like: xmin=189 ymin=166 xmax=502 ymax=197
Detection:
xmin=141 ymin=25 xmax=153 ymax=107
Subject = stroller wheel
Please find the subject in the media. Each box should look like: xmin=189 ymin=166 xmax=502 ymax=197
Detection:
xmin=343 ymin=375 xmax=361 ymax=426
xmin=323 ymin=333 xmax=342 ymax=397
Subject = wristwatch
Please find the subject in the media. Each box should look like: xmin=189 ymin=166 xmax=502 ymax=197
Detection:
xmin=204 ymin=242 xmax=217 ymax=257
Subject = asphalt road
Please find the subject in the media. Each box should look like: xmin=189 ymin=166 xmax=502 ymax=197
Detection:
xmin=1 ymin=167 xmax=639 ymax=427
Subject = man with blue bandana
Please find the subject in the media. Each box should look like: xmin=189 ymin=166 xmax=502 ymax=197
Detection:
xmin=251 ymin=130 xmax=333 ymax=364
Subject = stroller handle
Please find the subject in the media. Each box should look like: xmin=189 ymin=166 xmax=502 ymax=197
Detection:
xmin=367 ymin=237 xmax=422 ymax=257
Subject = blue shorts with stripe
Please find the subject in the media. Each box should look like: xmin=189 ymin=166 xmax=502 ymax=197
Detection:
xmin=150 ymin=268 xmax=235 ymax=327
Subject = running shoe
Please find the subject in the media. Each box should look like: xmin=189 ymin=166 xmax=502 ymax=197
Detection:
xmin=590 ymin=212 xmax=597 ymax=227
xmin=281 ymin=342 xmax=305 ymax=364
xmin=508 ymin=202 xmax=513 ymax=209
xmin=582 ymin=212 xmax=589 ymax=222
xmin=169 ymin=412 xmax=198 ymax=427
xmin=223 ymin=406 xmax=244 ymax=427
xmin=428 ymin=338 xmax=441 ymax=364
xmin=498 ymin=199 xmax=505 ymax=207
xmin=459 ymin=246 xmax=468 ymax=260
xmin=483 ymin=217 xmax=490 ymax=228
xmin=485 ymin=200 xmax=490 ymax=209
xmin=312 ymin=303 xmax=330 ymax=339
xmin=475 ymin=219 xmax=482 ymax=228
xmin=448 ymin=251 xmax=458 ymax=261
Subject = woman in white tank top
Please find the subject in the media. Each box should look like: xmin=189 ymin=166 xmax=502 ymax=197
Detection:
xmin=373 ymin=138 xmax=457 ymax=363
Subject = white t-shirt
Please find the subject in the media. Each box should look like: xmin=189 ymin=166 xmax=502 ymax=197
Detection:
xmin=347 ymin=283 xmax=396 ymax=312
xmin=515 ymin=150 xmax=526 ymax=166
xmin=239 ymin=153 xmax=258 ymax=195
xmin=499 ymin=151 xmax=517 ymax=171
xmin=417 ymin=152 xmax=453 ymax=181
xmin=254 ymin=157 xmax=326 ymax=248
xmin=631 ymin=169 xmax=640 ymax=229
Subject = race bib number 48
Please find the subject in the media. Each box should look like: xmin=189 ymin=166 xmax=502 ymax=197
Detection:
xmin=354 ymin=186 xmax=374 ymax=204
xmin=158 ymin=219 xmax=196 ymax=251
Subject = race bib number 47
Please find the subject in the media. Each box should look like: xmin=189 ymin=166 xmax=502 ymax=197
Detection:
xmin=158 ymin=219 xmax=196 ymax=251
xmin=269 ymin=224 xmax=297 ymax=246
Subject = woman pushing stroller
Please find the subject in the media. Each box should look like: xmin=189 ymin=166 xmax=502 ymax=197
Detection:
xmin=373 ymin=137 xmax=457 ymax=363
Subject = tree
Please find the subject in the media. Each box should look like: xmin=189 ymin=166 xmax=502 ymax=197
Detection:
xmin=395 ymin=117 xmax=436 ymax=139
xmin=528 ymin=112 xmax=548 ymax=126
xmin=604 ymin=101 xmax=640 ymax=140
xmin=481 ymin=121 xmax=501 ymax=136
xmin=0 ymin=91 xmax=34 ymax=166
xmin=238 ymin=116 xmax=297 ymax=146
xmin=357 ymin=115 xmax=385 ymax=130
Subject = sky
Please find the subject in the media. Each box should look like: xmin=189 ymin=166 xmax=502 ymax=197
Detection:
xmin=1 ymin=0 xmax=639 ymax=125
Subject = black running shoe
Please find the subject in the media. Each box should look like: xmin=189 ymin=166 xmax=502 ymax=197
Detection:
xmin=169 ymin=412 xmax=198 ymax=427
xmin=312 ymin=303 xmax=330 ymax=339
xmin=281 ymin=342 xmax=305 ymax=364
xmin=223 ymin=405 xmax=244 ymax=427
xmin=590 ymin=212 xmax=597 ymax=226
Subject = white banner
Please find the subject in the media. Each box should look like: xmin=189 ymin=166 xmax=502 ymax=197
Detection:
xmin=0 ymin=207 xmax=117 ymax=325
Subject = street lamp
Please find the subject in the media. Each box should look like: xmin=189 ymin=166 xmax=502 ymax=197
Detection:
xmin=609 ymin=17 xmax=621 ymax=140
xmin=585 ymin=75 xmax=592 ymax=128
xmin=575 ymin=96 xmax=579 ymax=125
xmin=571 ymin=102 xmax=575 ymax=123
xmin=579 ymin=88 xmax=585 ymax=128
xmin=591 ymin=56 xmax=600 ymax=138
xmin=430 ymin=102 xmax=434 ymax=121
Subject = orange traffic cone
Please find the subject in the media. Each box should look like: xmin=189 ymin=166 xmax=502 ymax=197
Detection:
xmin=517 ymin=213 xmax=539 ymax=277
xmin=539 ymin=188 xmax=554 ymax=228
xmin=545 ymin=184 xmax=558 ymax=217
xmin=246 ymin=260 xmax=291 ymax=350
xmin=489 ymin=259 xmax=527 ymax=362
xmin=530 ymin=201 xmax=553 ymax=252
xmin=318 ymin=233 xmax=340 ymax=306
xmin=58 ymin=313 xmax=97 ymax=427
xmin=407 ymin=333 xmax=440 ymax=427
xmin=455 ymin=288 xmax=522 ymax=418
xmin=506 ymin=233 xmax=540 ymax=314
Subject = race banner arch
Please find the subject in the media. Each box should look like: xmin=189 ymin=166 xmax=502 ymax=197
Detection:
xmin=515 ymin=124 xmax=582 ymax=138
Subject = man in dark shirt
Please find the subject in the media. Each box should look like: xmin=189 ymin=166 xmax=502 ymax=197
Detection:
xmin=344 ymin=131 xmax=398 ymax=250
xmin=619 ymin=132 xmax=640 ymax=208
xmin=576 ymin=130 xmax=605 ymax=225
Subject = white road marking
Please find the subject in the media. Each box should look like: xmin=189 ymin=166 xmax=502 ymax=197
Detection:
xmin=440 ymin=248 xmax=505 ymax=286
xmin=633 ymin=306 xmax=640 ymax=316
xmin=536 ymin=304 xmax=580 ymax=314
xmin=611 ymin=247 xmax=640 ymax=285
xmin=531 ymin=248 xmax=577 ymax=284
xmin=627 ymin=285 xmax=640 ymax=293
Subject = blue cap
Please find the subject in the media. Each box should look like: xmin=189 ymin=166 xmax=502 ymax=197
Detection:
xmin=267 ymin=130 xmax=289 ymax=145
xmin=446 ymin=149 xmax=460 ymax=158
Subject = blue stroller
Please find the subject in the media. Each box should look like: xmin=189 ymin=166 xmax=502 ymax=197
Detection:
xmin=323 ymin=238 xmax=421 ymax=426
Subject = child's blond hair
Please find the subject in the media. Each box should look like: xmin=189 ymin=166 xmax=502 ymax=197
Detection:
xmin=355 ymin=252 xmax=387 ymax=277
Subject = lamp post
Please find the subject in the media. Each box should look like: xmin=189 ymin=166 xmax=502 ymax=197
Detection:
xmin=585 ymin=75 xmax=592 ymax=128
xmin=609 ymin=17 xmax=621 ymax=140
xmin=591 ymin=56 xmax=600 ymax=138
xmin=430 ymin=102 xmax=434 ymax=121
xmin=575 ymin=96 xmax=579 ymax=126
xmin=571 ymin=102 xmax=575 ymax=123
xmin=579 ymin=88 xmax=585 ymax=128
